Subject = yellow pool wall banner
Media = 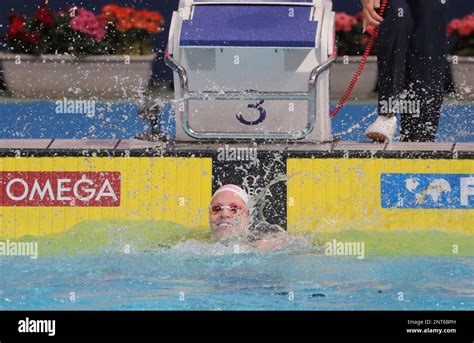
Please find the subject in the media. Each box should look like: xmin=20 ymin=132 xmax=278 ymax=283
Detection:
xmin=0 ymin=155 xmax=473 ymax=239
xmin=0 ymin=157 xmax=213 ymax=238
xmin=287 ymin=158 xmax=473 ymax=234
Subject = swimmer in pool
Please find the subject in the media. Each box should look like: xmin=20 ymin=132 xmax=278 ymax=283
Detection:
xmin=209 ymin=184 xmax=251 ymax=242
xmin=209 ymin=184 xmax=295 ymax=251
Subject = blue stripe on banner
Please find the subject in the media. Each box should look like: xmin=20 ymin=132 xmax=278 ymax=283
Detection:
xmin=381 ymin=173 xmax=474 ymax=209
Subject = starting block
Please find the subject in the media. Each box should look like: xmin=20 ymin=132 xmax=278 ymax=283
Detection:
xmin=165 ymin=0 xmax=336 ymax=142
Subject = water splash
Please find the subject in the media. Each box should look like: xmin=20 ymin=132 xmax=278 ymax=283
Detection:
xmin=247 ymin=173 xmax=288 ymax=239
xmin=246 ymin=172 xmax=312 ymax=254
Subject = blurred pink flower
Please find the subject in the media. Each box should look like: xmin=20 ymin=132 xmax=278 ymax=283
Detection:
xmin=447 ymin=14 xmax=474 ymax=37
xmin=70 ymin=8 xmax=106 ymax=42
xmin=335 ymin=12 xmax=357 ymax=33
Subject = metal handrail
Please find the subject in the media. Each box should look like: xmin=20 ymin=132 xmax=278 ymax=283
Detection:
xmin=165 ymin=51 xmax=336 ymax=140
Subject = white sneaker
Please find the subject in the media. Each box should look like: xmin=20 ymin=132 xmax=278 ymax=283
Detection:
xmin=364 ymin=115 xmax=397 ymax=142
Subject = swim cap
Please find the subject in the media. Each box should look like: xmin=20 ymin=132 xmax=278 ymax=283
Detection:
xmin=212 ymin=184 xmax=250 ymax=204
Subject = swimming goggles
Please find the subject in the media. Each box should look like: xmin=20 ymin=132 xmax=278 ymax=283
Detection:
xmin=208 ymin=205 xmax=242 ymax=215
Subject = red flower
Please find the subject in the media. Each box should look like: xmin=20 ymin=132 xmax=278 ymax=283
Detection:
xmin=7 ymin=14 xmax=25 ymax=36
xmin=102 ymin=4 xmax=120 ymax=16
xmin=36 ymin=7 xmax=55 ymax=28
xmin=448 ymin=18 xmax=462 ymax=35
xmin=360 ymin=35 xmax=369 ymax=46
xmin=354 ymin=11 xmax=364 ymax=22
xmin=23 ymin=32 xmax=41 ymax=45
xmin=335 ymin=12 xmax=357 ymax=33
xmin=70 ymin=8 xmax=107 ymax=42
xmin=447 ymin=15 xmax=474 ymax=37
xmin=458 ymin=22 xmax=473 ymax=37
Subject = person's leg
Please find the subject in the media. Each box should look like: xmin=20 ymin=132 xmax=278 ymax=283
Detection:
xmin=401 ymin=0 xmax=448 ymax=142
xmin=376 ymin=0 xmax=414 ymax=113
xmin=366 ymin=0 xmax=414 ymax=142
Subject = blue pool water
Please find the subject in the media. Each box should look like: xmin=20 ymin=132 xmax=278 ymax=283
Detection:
xmin=0 ymin=100 xmax=472 ymax=142
xmin=0 ymin=100 xmax=148 ymax=140
xmin=1 ymin=248 xmax=473 ymax=310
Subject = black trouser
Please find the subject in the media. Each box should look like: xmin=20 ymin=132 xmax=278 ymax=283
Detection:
xmin=377 ymin=0 xmax=448 ymax=142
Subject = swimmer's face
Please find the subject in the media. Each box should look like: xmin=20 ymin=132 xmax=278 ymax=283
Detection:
xmin=209 ymin=191 xmax=249 ymax=242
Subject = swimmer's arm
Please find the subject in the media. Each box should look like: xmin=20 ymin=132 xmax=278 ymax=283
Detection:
xmin=253 ymin=232 xmax=290 ymax=252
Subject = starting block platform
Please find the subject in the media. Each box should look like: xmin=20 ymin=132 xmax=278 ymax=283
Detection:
xmin=165 ymin=0 xmax=336 ymax=142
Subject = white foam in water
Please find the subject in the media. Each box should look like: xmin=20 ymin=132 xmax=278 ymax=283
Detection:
xmin=167 ymin=231 xmax=314 ymax=255
xmin=169 ymin=239 xmax=256 ymax=255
